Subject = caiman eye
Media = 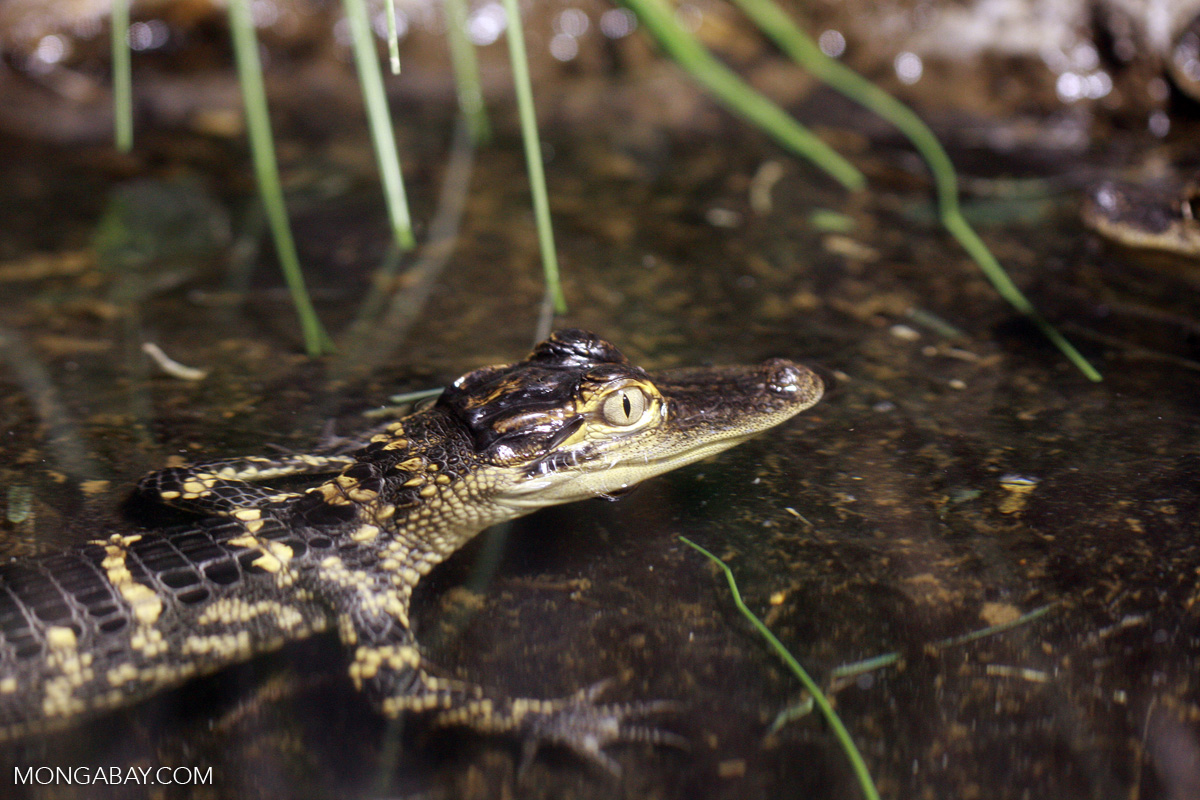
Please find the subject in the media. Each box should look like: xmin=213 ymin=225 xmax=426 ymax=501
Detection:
xmin=601 ymin=387 xmax=648 ymax=426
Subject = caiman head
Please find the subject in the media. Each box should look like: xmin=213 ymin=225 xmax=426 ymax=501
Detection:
xmin=436 ymin=330 xmax=823 ymax=510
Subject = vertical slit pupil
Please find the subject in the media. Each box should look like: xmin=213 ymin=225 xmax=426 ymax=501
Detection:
xmin=623 ymin=393 xmax=631 ymax=418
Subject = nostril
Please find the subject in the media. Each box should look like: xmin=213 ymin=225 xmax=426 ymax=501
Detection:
xmin=761 ymin=359 xmax=823 ymax=401
xmin=762 ymin=359 xmax=802 ymax=392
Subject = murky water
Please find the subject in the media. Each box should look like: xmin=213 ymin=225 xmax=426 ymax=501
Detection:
xmin=2 ymin=4 xmax=1200 ymax=797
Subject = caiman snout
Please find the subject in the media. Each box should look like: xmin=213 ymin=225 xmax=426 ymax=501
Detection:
xmin=761 ymin=358 xmax=823 ymax=402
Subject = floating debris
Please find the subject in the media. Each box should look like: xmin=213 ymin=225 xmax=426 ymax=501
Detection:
xmin=142 ymin=342 xmax=208 ymax=381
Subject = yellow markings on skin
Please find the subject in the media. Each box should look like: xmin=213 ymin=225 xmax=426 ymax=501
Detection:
xmin=160 ymin=490 xmax=181 ymax=500
xmin=245 ymin=519 xmax=264 ymax=534
xmin=101 ymin=535 xmax=163 ymax=626
xmin=370 ymin=433 xmax=392 ymax=444
xmin=375 ymin=504 xmax=396 ymax=521
xmin=507 ymin=697 xmax=556 ymax=722
xmin=337 ymin=614 xmax=357 ymax=645
xmin=315 ymin=483 xmax=351 ymax=505
xmin=196 ymin=598 xmax=305 ymax=632
xmin=228 ymin=535 xmax=293 ymax=573
xmin=318 ymin=556 xmax=410 ymax=628
xmin=403 ymin=477 xmax=425 ymax=488
xmin=257 ymin=540 xmax=294 ymax=572
xmin=0 ymin=677 xmax=16 ymax=694
xmin=130 ymin=626 xmax=168 ymax=658
xmin=443 ymin=699 xmax=497 ymax=726
xmin=395 ymin=457 xmax=424 ymax=472
xmin=380 ymin=694 xmax=489 ymax=718
xmin=99 ymin=662 xmax=199 ymax=702
xmin=347 ymin=644 xmax=421 ymax=689
xmin=348 ymin=487 xmax=379 ymax=503
xmin=106 ymin=663 xmax=140 ymax=687
xmin=382 ymin=439 xmax=410 ymax=451
xmin=435 ymin=474 xmax=451 ymax=485
xmin=45 ymin=626 xmax=77 ymax=651
xmin=181 ymin=481 xmax=208 ymax=495
xmin=319 ymin=555 xmax=351 ymax=578
xmin=351 ymin=524 xmax=380 ymax=543
xmin=418 ymin=485 xmax=438 ymax=498
xmin=180 ymin=630 xmax=253 ymax=658
xmin=40 ymin=627 xmax=95 ymax=720
xmin=233 ymin=508 xmax=262 ymax=521
xmin=386 ymin=422 xmax=406 ymax=434
xmin=42 ymin=688 xmax=88 ymax=718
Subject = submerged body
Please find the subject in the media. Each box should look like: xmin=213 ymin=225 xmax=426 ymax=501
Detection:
xmin=0 ymin=330 xmax=822 ymax=756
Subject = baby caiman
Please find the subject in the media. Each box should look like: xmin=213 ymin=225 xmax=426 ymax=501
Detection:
xmin=0 ymin=330 xmax=823 ymax=766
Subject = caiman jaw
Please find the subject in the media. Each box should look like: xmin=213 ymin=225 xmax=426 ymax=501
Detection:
xmin=435 ymin=331 xmax=823 ymax=510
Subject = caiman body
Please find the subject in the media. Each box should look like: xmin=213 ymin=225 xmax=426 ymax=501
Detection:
xmin=0 ymin=330 xmax=822 ymax=758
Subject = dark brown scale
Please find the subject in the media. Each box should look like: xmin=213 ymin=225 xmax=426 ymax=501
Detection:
xmin=342 ymin=462 xmax=379 ymax=481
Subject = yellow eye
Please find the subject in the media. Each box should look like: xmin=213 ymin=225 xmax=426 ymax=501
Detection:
xmin=601 ymin=387 xmax=648 ymax=426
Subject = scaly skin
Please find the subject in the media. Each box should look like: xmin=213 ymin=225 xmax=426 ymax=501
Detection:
xmin=0 ymin=330 xmax=823 ymax=766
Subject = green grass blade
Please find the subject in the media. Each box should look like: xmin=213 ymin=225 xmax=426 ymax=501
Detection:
xmin=830 ymin=603 xmax=1055 ymax=681
xmin=111 ymin=0 xmax=133 ymax=151
xmin=501 ymin=0 xmax=568 ymax=314
xmin=228 ymin=0 xmax=332 ymax=356
xmin=620 ymin=0 xmax=863 ymax=191
xmin=943 ymin=214 xmax=1100 ymax=379
xmin=343 ymin=0 xmax=416 ymax=250
xmin=932 ymin=602 xmax=1054 ymax=650
xmin=680 ymin=537 xmax=880 ymax=800
xmin=723 ymin=0 xmax=1100 ymax=381
xmin=384 ymin=0 xmax=401 ymax=74
xmin=445 ymin=0 xmax=491 ymax=144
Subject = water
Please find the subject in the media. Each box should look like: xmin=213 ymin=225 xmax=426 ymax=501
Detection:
xmin=1 ymin=12 xmax=1200 ymax=798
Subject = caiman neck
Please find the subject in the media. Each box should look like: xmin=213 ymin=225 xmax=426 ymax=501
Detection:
xmin=326 ymin=407 xmax=524 ymax=568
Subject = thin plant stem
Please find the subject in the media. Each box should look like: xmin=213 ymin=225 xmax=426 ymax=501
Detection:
xmin=680 ymin=537 xmax=880 ymax=800
xmin=111 ymin=0 xmax=133 ymax=152
xmin=228 ymin=0 xmax=332 ymax=355
xmin=501 ymin=0 xmax=568 ymax=314
xmin=338 ymin=116 xmax=478 ymax=376
xmin=724 ymin=0 xmax=1101 ymax=381
xmin=343 ymin=0 xmax=416 ymax=250
xmin=445 ymin=0 xmax=491 ymax=144
xmin=384 ymin=0 xmax=401 ymax=74
xmin=830 ymin=603 xmax=1055 ymax=681
xmin=620 ymin=0 xmax=863 ymax=191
